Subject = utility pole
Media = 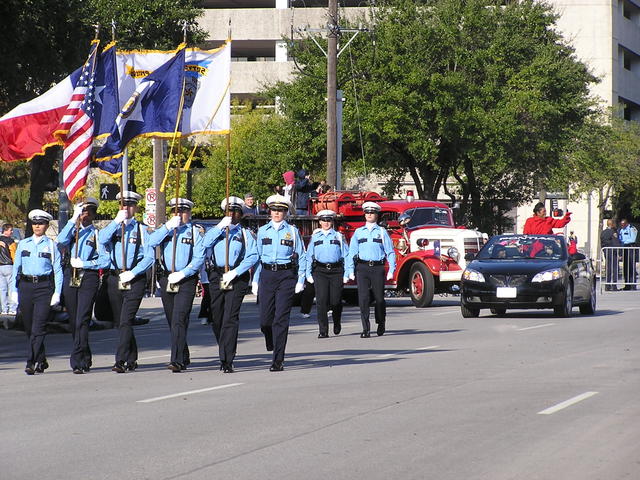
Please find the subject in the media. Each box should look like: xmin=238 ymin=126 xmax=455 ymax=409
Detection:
xmin=326 ymin=0 xmax=338 ymax=189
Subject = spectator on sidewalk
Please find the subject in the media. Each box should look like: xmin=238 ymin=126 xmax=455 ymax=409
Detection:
xmin=0 ymin=223 xmax=17 ymax=314
xmin=619 ymin=218 xmax=638 ymax=290
xmin=242 ymin=193 xmax=259 ymax=216
xmin=601 ymin=219 xmax=621 ymax=291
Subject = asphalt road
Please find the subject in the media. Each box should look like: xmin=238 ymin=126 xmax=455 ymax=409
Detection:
xmin=1 ymin=290 xmax=639 ymax=480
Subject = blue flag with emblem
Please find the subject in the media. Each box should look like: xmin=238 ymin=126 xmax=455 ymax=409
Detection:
xmin=95 ymin=45 xmax=186 ymax=164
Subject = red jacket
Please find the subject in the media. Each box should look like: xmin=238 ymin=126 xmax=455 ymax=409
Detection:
xmin=523 ymin=213 xmax=571 ymax=234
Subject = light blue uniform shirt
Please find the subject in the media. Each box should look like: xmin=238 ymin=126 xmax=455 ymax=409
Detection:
xmin=254 ymin=221 xmax=306 ymax=284
xmin=619 ymin=224 xmax=638 ymax=245
xmin=147 ymin=223 xmax=205 ymax=278
xmin=305 ymin=228 xmax=350 ymax=278
xmin=199 ymin=223 xmax=258 ymax=276
xmin=10 ymin=235 xmax=63 ymax=295
xmin=347 ymin=223 xmax=396 ymax=276
xmin=98 ymin=219 xmax=153 ymax=277
xmin=57 ymin=222 xmax=110 ymax=270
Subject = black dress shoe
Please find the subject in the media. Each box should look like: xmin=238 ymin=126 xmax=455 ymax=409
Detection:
xmin=360 ymin=330 xmax=370 ymax=338
xmin=167 ymin=362 xmax=182 ymax=373
xmin=333 ymin=322 xmax=341 ymax=335
xmin=269 ymin=361 xmax=284 ymax=372
xmin=112 ymin=362 xmax=126 ymax=373
xmin=83 ymin=366 xmax=91 ymax=373
xmin=35 ymin=360 xmax=49 ymax=373
xmin=73 ymin=367 xmax=84 ymax=374
xmin=126 ymin=361 xmax=138 ymax=372
xmin=222 ymin=363 xmax=234 ymax=373
xmin=25 ymin=364 xmax=35 ymax=375
xmin=377 ymin=323 xmax=386 ymax=336
xmin=318 ymin=332 xmax=329 ymax=339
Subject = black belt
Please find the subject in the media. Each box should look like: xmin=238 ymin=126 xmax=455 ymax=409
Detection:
xmin=21 ymin=274 xmax=51 ymax=283
xmin=357 ymin=259 xmax=385 ymax=266
xmin=313 ymin=260 xmax=344 ymax=270
xmin=261 ymin=262 xmax=294 ymax=271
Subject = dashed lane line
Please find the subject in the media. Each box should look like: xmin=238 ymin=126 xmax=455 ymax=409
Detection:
xmin=137 ymin=383 xmax=244 ymax=403
xmin=537 ymin=391 xmax=599 ymax=415
xmin=517 ymin=323 xmax=556 ymax=331
xmin=376 ymin=345 xmax=441 ymax=359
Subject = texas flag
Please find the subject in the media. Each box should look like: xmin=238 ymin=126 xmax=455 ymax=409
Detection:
xmin=0 ymin=45 xmax=118 ymax=163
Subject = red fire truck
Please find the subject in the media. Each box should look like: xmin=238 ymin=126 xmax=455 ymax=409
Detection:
xmin=302 ymin=191 xmax=485 ymax=307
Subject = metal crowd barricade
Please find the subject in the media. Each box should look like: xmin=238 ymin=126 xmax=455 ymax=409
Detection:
xmin=599 ymin=246 xmax=640 ymax=292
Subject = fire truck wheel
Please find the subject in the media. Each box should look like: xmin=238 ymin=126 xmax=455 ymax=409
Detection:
xmin=409 ymin=263 xmax=434 ymax=308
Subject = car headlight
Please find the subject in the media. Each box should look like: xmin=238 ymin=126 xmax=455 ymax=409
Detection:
xmin=531 ymin=269 xmax=564 ymax=283
xmin=462 ymin=268 xmax=485 ymax=283
xmin=447 ymin=247 xmax=460 ymax=262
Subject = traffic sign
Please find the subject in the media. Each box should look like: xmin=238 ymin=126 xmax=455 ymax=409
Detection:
xmin=146 ymin=188 xmax=157 ymax=205
xmin=144 ymin=212 xmax=156 ymax=228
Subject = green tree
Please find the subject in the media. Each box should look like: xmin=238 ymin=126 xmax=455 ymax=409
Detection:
xmin=268 ymin=0 xmax=597 ymax=233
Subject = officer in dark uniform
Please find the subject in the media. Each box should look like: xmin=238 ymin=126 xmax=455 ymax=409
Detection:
xmin=98 ymin=191 xmax=153 ymax=373
xmin=305 ymin=209 xmax=350 ymax=338
xmin=253 ymin=194 xmax=306 ymax=371
xmin=200 ymin=196 xmax=258 ymax=373
xmin=10 ymin=210 xmax=63 ymax=375
xmin=347 ymin=201 xmax=396 ymax=337
xmin=57 ymin=198 xmax=109 ymax=374
xmin=147 ymin=198 xmax=204 ymax=372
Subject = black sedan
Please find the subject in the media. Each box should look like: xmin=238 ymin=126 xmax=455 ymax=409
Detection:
xmin=460 ymin=234 xmax=596 ymax=318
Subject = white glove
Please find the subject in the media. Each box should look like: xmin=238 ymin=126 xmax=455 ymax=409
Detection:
xmin=295 ymin=282 xmax=305 ymax=294
xmin=10 ymin=291 xmax=18 ymax=305
xmin=217 ymin=216 xmax=232 ymax=230
xmin=50 ymin=293 xmax=60 ymax=306
xmin=306 ymin=276 xmax=314 ymax=284
xmin=252 ymin=282 xmax=259 ymax=296
xmin=164 ymin=215 xmax=181 ymax=231
xmin=119 ymin=270 xmax=135 ymax=283
xmin=168 ymin=271 xmax=185 ymax=284
xmin=343 ymin=277 xmax=349 ymax=284
xmin=349 ymin=273 xmax=355 ymax=281
xmin=114 ymin=209 xmax=128 ymax=225
xmin=386 ymin=271 xmax=394 ymax=281
xmin=70 ymin=257 xmax=84 ymax=269
xmin=222 ymin=269 xmax=238 ymax=284
xmin=71 ymin=204 xmax=83 ymax=222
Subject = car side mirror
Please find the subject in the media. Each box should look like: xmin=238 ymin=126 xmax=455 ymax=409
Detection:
xmin=464 ymin=252 xmax=475 ymax=262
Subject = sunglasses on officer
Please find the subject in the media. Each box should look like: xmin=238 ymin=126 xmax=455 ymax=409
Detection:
xmin=31 ymin=220 xmax=49 ymax=225
xmin=319 ymin=217 xmax=333 ymax=222
xmin=270 ymin=207 xmax=287 ymax=212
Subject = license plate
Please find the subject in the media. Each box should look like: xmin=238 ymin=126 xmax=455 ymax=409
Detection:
xmin=496 ymin=287 xmax=517 ymax=298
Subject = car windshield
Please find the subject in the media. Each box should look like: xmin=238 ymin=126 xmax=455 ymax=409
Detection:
xmin=476 ymin=235 xmax=567 ymax=260
xmin=404 ymin=207 xmax=454 ymax=228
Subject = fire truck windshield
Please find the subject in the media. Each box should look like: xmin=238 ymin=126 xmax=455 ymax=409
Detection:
xmin=404 ymin=208 xmax=454 ymax=229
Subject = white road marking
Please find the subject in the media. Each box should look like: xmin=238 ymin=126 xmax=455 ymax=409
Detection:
xmin=432 ymin=311 xmax=456 ymax=316
xmin=376 ymin=345 xmax=440 ymax=358
xmin=518 ymin=323 xmax=556 ymax=331
xmin=137 ymin=383 xmax=244 ymax=403
xmin=537 ymin=391 xmax=599 ymax=415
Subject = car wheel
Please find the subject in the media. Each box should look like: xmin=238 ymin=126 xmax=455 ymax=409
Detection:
xmin=461 ymin=303 xmax=480 ymax=318
xmin=409 ymin=263 xmax=435 ymax=308
xmin=579 ymin=279 xmax=597 ymax=315
xmin=490 ymin=308 xmax=506 ymax=316
xmin=554 ymin=281 xmax=573 ymax=318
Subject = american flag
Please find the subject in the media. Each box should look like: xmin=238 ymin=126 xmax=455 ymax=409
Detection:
xmin=57 ymin=42 xmax=99 ymax=202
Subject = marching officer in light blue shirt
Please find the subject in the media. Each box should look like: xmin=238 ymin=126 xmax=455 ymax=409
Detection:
xmin=57 ymin=197 xmax=109 ymax=374
xmin=10 ymin=210 xmax=63 ymax=375
xmin=347 ymin=201 xmax=396 ymax=338
xmin=305 ymin=209 xmax=350 ymax=338
xmin=147 ymin=197 xmax=205 ymax=372
xmin=253 ymin=194 xmax=306 ymax=372
xmin=199 ymin=195 xmax=258 ymax=373
xmin=98 ymin=191 xmax=153 ymax=373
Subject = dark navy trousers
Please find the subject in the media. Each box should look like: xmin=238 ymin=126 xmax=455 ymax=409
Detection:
xmin=258 ymin=268 xmax=296 ymax=364
xmin=355 ymin=263 xmax=386 ymax=332
xmin=64 ymin=268 xmax=99 ymax=370
xmin=312 ymin=267 xmax=344 ymax=334
xmin=106 ymin=273 xmax=145 ymax=365
xmin=19 ymin=279 xmax=52 ymax=366
xmin=159 ymin=275 xmax=197 ymax=366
